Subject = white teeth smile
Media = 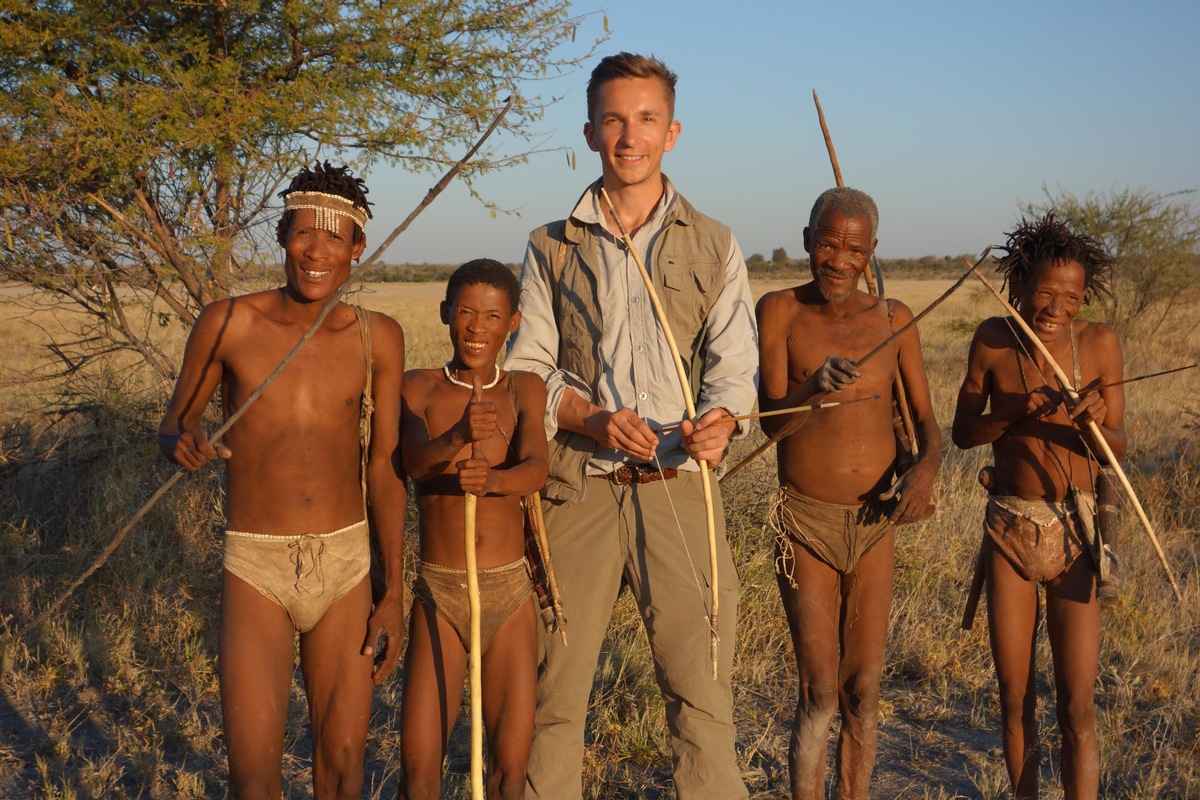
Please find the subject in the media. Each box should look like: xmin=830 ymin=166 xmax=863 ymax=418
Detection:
xmin=303 ymin=268 xmax=330 ymax=278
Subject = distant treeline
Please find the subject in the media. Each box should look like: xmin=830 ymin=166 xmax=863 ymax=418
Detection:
xmin=346 ymin=254 xmax=975 ymax=283
xmin=355 ymin=262 xmax=521 ymax=283
xmin=746 ymin=250 xmax=978 ymax=279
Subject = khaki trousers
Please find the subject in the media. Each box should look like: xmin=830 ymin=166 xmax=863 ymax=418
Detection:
xmin=526 ymin=470 xmax=748 ymax=799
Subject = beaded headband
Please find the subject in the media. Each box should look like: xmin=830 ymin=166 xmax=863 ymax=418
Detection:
xmin=283 ymin=191 xmax=369 ymax=234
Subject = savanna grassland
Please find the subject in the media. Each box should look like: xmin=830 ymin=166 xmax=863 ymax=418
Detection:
xmin=1 ymin=277 xmax=1197 ymax=799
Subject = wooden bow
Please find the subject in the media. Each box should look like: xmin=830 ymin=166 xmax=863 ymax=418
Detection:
xmin=962 ymin=256 xmax=1183 ymax=602
xmin=599 ymin=187 xmax=722 ymax=680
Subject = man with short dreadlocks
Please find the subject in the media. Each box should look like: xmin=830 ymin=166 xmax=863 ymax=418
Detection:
xmin=159 ymin=162 xmax=406 ymax=799
xmin=952 ymin=212 xmax=1123 ymax=800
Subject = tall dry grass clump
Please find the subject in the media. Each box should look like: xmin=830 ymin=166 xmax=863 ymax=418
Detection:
xmin=1 ymin=278 xmax=1197 ymax=798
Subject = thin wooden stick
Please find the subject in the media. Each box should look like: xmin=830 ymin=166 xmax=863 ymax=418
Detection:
xmin=1077 ymin=363 xmax=1198 ymax=396
xmin=812 ymin=89 xmax=844 ymax=187
xmin=464 ymin=379 xmax=485 ymax=800
xmin=4 ymin=98 xmax=515 ymax=648
xmin=721 ymin=248 xmax=990 ymax=483
xmin=656 ymin=394 xmax=880 ymax=433
xmin=962 ymin=257 xmax=1183 ymax=602
xmin=599 ymin=187 xmax=722 ymax=681
xmin=531 ymin=491 xmax=568 ymax=646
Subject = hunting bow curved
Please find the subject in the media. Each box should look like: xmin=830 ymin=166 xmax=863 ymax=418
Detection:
xmin=599 ymin=187 xmax=722 ymax=680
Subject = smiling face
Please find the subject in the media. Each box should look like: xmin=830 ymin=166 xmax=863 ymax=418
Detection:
xmin=584 ymin=76 xmax=680 ymax=191
xmin=803 ymin=210 xmax=877 ymax=303
xmin=282 ymin=209 xmax=364 ymax=303
xmin=1017 ymin=258 xmax=1086 ymax=342
xmin=440 ymin=282 xmax=521 ymax=372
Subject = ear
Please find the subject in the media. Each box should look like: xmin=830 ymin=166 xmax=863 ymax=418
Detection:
xmin=663 ymin=119 xmax=681 ymax=153
xmin=802 ymin=227 xmax=812 ymax=254
xmin=583 ymin=120 xmax=598 ymax=153
xmin=508 ymin=309 xmax=522 ymax=334
xmin=352 ymin=238 xmax=366 ymax=261
xmin=439 ymin=300 xmax=450 ymax=325
xmin=868 ymin=237 xmax=878 ymax=257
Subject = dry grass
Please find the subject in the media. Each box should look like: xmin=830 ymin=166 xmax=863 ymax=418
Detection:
xmin=2 ymin=277 xmax=1198 ymax=799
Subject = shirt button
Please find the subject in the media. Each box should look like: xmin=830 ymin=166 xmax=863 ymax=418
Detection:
xmin=638 ymin=391 xmax=648 ymax=401
xmin=631 ymin=297 xmax=640 ymax=304
xmin=636 ymin=345 xmax=644 ymax=352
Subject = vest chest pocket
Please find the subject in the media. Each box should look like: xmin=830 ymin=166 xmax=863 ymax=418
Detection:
xmin=661 ymin=260 xmax=718 ymax=343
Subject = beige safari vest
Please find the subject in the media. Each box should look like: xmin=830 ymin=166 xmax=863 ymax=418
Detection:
xmin=527 ymin=182 xmax=731 ymax=503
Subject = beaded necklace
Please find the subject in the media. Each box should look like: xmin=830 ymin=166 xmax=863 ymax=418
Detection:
xmin=442 ymin=362 xmax=501 ymax=390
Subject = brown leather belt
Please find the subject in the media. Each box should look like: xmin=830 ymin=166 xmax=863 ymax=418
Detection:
xmin=595 ymin=464 xmax=679 ymax=485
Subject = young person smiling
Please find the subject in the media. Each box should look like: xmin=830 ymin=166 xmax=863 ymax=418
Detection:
xmin=398 ymin=259 xmax=548 ymax=800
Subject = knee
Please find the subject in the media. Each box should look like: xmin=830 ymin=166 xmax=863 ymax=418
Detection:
xmin=797 ymin=683 xmax=839 ymax=727
xmin=314 ymin=738 xmax=365 ymax=799
xmin=996 ymin=678 xmax=1035 ymax=721
xmin=1056 ymin=691 xmax=1097 ymax=741
xmin=396 ymin=772 xmax=441 ymax=800
xmin=228 ymin=778 xmax=281 ymax=800
xmin=841 ymin=679 xmax=882 ymax=725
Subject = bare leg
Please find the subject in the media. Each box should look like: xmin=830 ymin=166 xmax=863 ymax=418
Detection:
xmin=298 ymin=576 xmax=375 ymax=800
xmin=833 ymin=530 xmax=895 ymax=800
xmin=776 ymin=536 xmax=843 ymax=800
xmin=482 ymin=597 xmax=538 ymax=800
xmin=1045 ymin=555 xmax=1100 ymax=800
xmin=219 ymin=571 xmax=297 ymax=800
xmin=397 ymin=597 xmax=469 ymax=800
xmin=985 ymin=537 xmax=1041 ymax=800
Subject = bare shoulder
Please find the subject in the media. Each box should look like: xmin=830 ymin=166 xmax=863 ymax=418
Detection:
xmin=885 ymin=297 xmax=915 ymax=324
xmin=755 ymin=286 xmax=802 ymax=324
xmin=188 ymin=294 xmax=263 ymax=348
xmin=1077 ymin=318 xmax=1120 ymax=351
xmin=972 ymin=315 xmax=1018 ymax=348
xmin=366 ymin=309 xmax=405 ymax=362
xmin=403 ymin=368 xmax=441 ymax=389
xmin=756 ymin=286 xmax=799 ymax=312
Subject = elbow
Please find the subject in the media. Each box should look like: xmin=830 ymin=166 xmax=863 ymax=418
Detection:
xmin=950 ymin=422 xmax=973 ymax=451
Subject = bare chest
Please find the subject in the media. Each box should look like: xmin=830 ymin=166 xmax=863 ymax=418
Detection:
xmin=222 ymin=323 xmax=366 ymax=428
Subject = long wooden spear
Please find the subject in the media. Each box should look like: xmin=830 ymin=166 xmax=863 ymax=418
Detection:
xmin=464 ymin=378 xmax=485 ymax=800
xmin=599 ymin=187 xmax=722 ymax=680
xmin=813 ymin=89 xmax=918 ymax=455
xmin=720 ymin=248 xmax=990 ymax=483
xmin=962 ymin=256 xmax=1183 ymax=602
xmin=4 ymin=97 xmax=515 ymax=647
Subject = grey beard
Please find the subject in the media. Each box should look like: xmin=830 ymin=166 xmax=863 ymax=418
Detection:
xmin=817 ymin=280 xmax=853 ymax=303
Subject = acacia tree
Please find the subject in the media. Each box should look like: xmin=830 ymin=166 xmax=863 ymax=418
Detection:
xmin=0 ymin=0 xmax=591 ymax=383
xmin=1023 ymin=186 xmax=1200 ymax=338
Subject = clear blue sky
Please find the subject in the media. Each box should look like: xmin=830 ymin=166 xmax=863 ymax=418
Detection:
xmin=360 ymin=0 xmax=1200 ymax=264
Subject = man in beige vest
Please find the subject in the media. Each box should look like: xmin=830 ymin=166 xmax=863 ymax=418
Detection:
xmin=506 ymin=52 xmax=757 ymax=799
